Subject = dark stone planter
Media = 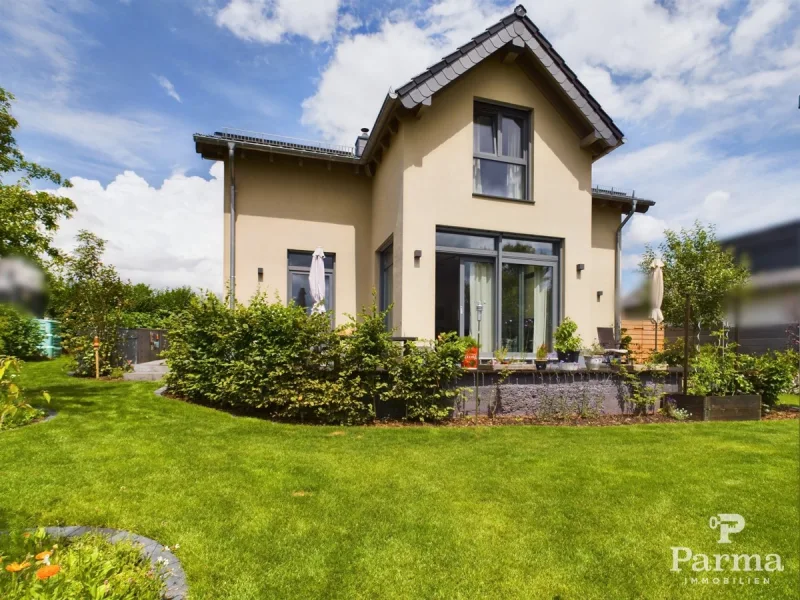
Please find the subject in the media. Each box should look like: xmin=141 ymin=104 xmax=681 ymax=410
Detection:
xmin=556 ymin=350 xmax=580 ymax=363
xmin=667 ymin=394 xmax=761 ymax=421
xmin=534 ymin=360 xmax=547 ymax=371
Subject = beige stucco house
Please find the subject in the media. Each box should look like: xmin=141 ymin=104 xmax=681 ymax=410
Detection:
xmin=194 ymin=5 xmax=654 ymax=357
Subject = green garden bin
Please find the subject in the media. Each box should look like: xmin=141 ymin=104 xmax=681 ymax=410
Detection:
xmin=36 ymin=319 xmax=62 ymax=358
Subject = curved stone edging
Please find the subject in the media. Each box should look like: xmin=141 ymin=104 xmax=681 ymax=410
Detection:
xmin=41 ymin=409 xmax=58 ymax=423
xmin=42 ymin=526 xmax=188 ymax=600
xmin=155 ymin=385 xmax=167 ymax=396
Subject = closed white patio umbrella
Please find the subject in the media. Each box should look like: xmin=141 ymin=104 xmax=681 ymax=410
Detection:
xmin=650 ymin=258 xmax=664 ymax=350
xmin=309 ymin=247 xmax=326 ymax=314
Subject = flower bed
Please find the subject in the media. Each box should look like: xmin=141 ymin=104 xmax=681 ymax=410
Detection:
xmin=1 ymin=527 xmax=187 ymax=600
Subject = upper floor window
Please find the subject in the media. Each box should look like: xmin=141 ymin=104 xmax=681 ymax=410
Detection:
xmin=473 ymin=102 xmax=530 ymax=201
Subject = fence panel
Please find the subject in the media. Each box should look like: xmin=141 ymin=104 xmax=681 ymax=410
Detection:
xmin=621 ymin=319 xmax=664 ymax=363
xmin=117 ymin=328 xmax=169 ymax=364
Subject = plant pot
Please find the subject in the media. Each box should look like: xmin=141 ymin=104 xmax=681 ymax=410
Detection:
xmin=462 ymin=346 xmax=478 ymax=369
xmin=561 ymin=362 xmax=579 ymax=371
xmin=586 ymin=356 xmax=604 ymax=371
xmin=535 ymin=359 xmax=548 ymax=371
xmin=556 ymin=350 xmax=580 ymax=363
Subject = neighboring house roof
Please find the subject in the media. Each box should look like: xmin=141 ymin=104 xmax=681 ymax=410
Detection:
xmin=196 ymin=4 xmax=626 ymax=167
xmin=721 ymin=219 xmax=800 ymax=275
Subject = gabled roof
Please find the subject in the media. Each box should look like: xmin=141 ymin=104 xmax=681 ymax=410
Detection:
xmin=361 ymin=4 xmax=625 ymax=163
xmin=196 ymin=4 xmax=626 ymax=168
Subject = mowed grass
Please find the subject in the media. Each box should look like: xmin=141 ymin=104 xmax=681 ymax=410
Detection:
xmin=1 ymin=360 xmax=798 ymax=599
xmin=779 ymin=394 xmax=799 ymax=406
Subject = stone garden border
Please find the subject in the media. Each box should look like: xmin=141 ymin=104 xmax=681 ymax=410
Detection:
xmin=40 ymin=527 xmax=188 ymax=599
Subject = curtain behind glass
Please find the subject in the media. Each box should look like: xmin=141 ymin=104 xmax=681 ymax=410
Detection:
xmin=502 ymin=116 xmax=524 ymax=199
xmin=468 ymin=262 xmax=494 ymax=354
xmin=472 ymin=158 xmax=482 ymax=194
xmin=533 ymin=266 xmax=550 ymax=350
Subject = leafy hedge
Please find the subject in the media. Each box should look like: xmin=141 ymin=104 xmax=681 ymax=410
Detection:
xmin=165 ymin=293 xmax=469 ymax=424
xmin=687 ymin=339 xmax=798 ymax=406
xmin=0 ymin=305 xmax=43 ymax=360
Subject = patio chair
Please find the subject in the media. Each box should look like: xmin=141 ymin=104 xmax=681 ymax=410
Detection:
xmin=596 ymin=327 xmax=629 ymax=359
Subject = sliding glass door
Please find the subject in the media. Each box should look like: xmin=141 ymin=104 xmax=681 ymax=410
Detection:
xmin=435 ymin=229 xmax=559 ymax=357
xmin=462 ymin=259 xmax=494 ymax=354
xmin=501 ymin=263 xmax=553 ymax=354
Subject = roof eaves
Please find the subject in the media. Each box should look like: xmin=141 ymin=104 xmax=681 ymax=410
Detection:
xmin=390 ymin=5 xmax=625 ymax=153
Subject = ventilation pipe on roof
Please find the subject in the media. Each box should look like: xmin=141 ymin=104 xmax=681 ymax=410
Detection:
xmin=228 ymin=141 xmax=236 ymax=309
xmin=355 ymin=128 xmax=369 ymax=158
xmin=615 ymin=199 xmax=637 ymax=341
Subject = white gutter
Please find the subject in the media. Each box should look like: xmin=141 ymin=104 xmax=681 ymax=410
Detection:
xmin=228 ymin=142 xmax=236 ymax=308
xmin=615 ymin=199 xmax=637 ymax=340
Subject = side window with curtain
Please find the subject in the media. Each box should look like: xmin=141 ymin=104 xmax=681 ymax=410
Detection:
xmin=472 ymin=101 xmax=530 ymax=201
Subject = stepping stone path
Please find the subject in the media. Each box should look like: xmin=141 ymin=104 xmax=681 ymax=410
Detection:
xmin=123 ymin=359 xmax=168 ymax=382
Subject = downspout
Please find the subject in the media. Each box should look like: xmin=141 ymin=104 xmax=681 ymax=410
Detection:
xmin=228 ymin=142 xmax=236 ymax=308
xmin=615 ymin=199 xmax=637 ymax=341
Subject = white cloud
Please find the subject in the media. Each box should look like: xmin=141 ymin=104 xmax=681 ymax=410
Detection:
xmin=154 ymin=75 xmax=182 ymax=103
xmin=338 ymin=12 xmax=362 ymax=32
xmin=701 ymin=190 xmax=730 ymax=219
xmin=13 ymin=100 xmax=187 ymax=172
xmin=215 ymin=0 xmax=343 ymax=44
xmin=621 ymin=253 xmax=643 ymax=271
xmin=53 ymin=162 xmax=224 ymax=292
xmin=626 ymin=214 xmax=670 ymax=246
xmin=731 ymin=0 xmax=792 ymax=56
xmin=301 ymin=0 xmax=513 ymax=142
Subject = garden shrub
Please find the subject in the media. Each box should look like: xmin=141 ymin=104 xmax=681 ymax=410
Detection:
xmin=741 ymin=350 xmax=799 ymax=407
xmin=0 ymin=528 xmax=164 ymax=599
xmin=0 ymin=356 xmax=49 ymax=431
xmin=387 ymin=332 xmax=468 ymax=421
xmin=165 ymin=293 xmax=468 ymax=424
xmin=686 ymin=336 xmax=798 ymax=406
xmin=0 ymin=305 xmax=43 ymax=360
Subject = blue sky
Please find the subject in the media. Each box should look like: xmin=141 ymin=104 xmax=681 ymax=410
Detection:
xmin=1 ymin=0 xmax=799 ymax=292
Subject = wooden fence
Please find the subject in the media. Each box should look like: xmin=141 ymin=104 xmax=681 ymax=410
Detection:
xmin=621 ymin=320 xmax=798 ymax=362
xmin=621 ymin=319 xmax=664 ymax=363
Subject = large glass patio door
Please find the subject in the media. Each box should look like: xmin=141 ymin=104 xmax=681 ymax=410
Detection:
xmin=462 ymin=259 xmax=494 ymax=354
xmin=501 ymin=262 xmax=553 ymax=354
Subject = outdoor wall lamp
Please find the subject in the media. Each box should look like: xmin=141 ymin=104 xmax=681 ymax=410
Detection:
xmin=257 ymin=267 xmax=263 ymax=283
xmin=576 ymin=263 xmax=585 ymax=272
xmin=597 ymin=290 xmax=603 ymax=300
xmin=414 ymin=250 xmax=422 ymax=259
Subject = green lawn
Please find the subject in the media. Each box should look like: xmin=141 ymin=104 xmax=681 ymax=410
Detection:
xmin=779 ymin=394 xmax=799 ymax=406
xmin=1 ymin=359 xmax=798 ymax=599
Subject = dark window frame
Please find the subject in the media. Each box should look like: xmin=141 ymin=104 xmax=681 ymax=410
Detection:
xmin=473 ymin=100 xmax=531 ymax=202
xmin=378 ymin=240 xmax=394 ymax=331
xmin=287 ymin=250 xmax=336 ymax=325
xmin=435 ymin=227 xmax=559 ymax=355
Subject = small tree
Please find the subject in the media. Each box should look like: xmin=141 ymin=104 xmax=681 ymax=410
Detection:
xmin=640 ymin=222 xmax=749 ymax=330
xmin=0 ymin=87 xmax=75 ymax=266
xmin=57 ymin=231 xmax=129 ymax=376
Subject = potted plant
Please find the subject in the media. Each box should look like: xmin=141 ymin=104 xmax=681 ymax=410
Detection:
xmin=554 ymin=317 xmax=582 ymax=363
xmin=585 ymin=341 xmax=605 ymax=370
xmin=461 ymin=335 xmax=479 ymax=368
xmin=534 ymin=344 xmax=548 ymax=371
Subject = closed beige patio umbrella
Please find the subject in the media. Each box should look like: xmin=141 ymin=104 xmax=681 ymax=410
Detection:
xmin=650 ymin=258 xmax=664 ymax=350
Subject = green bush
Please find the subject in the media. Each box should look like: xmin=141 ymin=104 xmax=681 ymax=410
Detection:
xmin=0 ymin=528 xmax=164 ymax=599
xmin=742 ymin=350 xmax=799 ymax=407
xmin=388 ymin=332 xmax=468 ymax=421
xmin=686 ymin=337 xmax=798 ymax=406
xmin=165 ymin=293 xmax=467 ymax=424
xmin=0 ymin=305 xmax=43 ymax=360
xmin=688 ymin=342 xmax=753 ymax=397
